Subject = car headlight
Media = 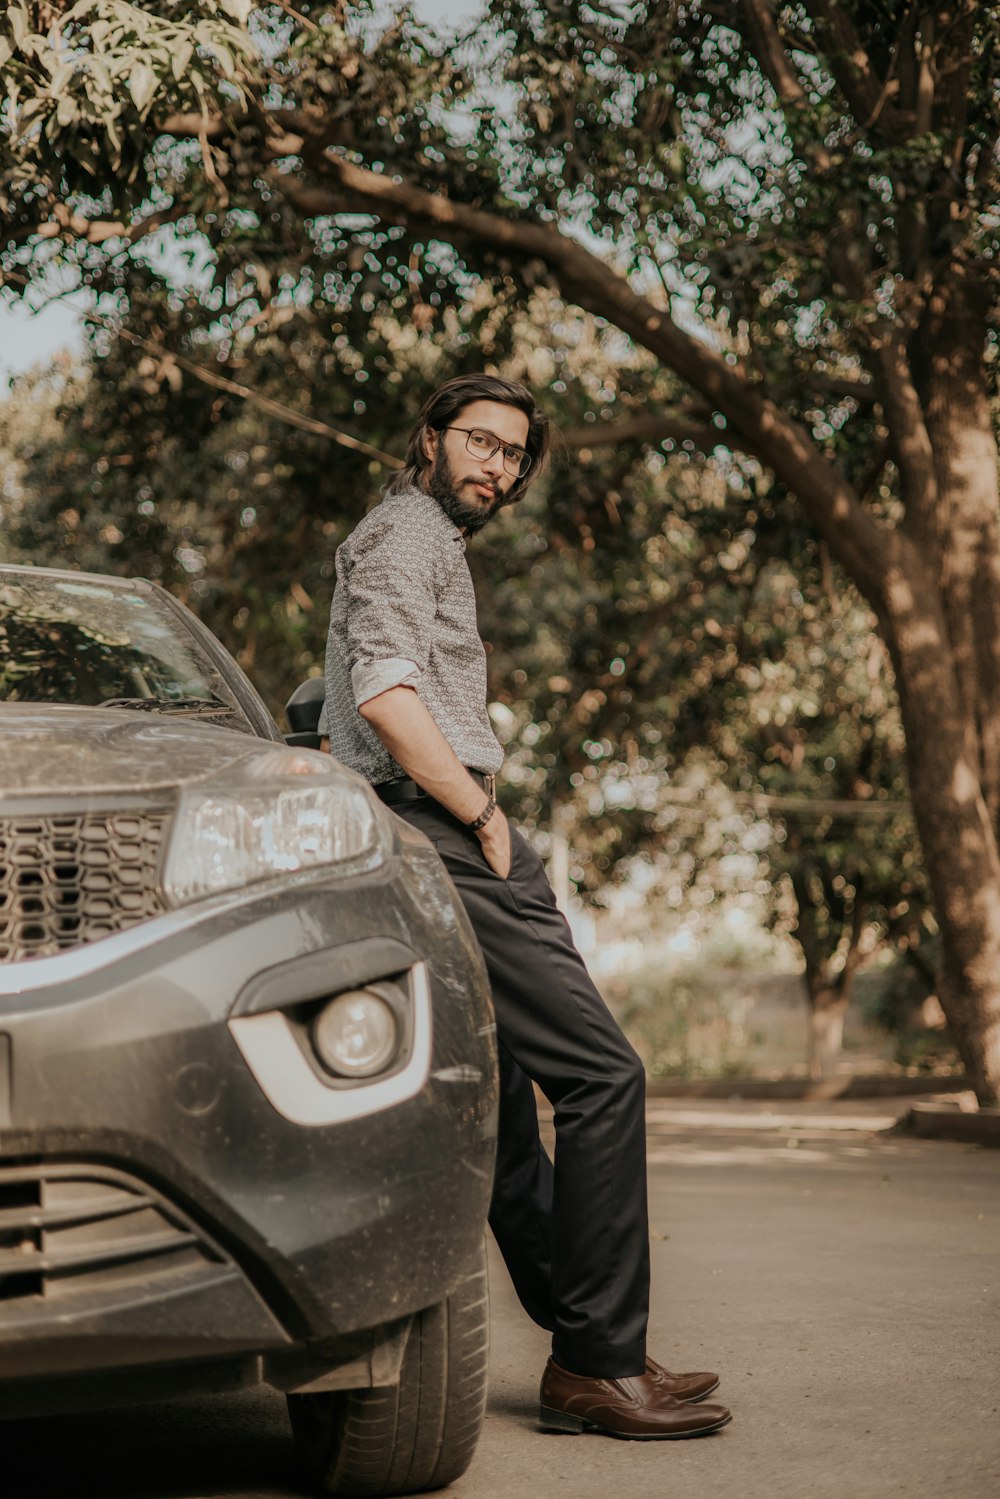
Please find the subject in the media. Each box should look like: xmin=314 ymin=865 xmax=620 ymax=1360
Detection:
xmin=162 ymin=748 xmax=389 ymax=905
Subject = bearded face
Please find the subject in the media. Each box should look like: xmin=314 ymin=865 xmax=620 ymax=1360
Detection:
xmin=426 ymin=441 xmax=507 ymax=535
xmin=422 ymin=399 xmax=530 ymax=535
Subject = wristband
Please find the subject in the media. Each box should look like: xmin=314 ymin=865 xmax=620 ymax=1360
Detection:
xmin=467 ymin=794 xmax=497 ymax=832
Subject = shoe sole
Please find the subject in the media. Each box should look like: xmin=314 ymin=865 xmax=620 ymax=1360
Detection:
xmin=539 ymin=1406 xmax=733 ymax=1439
xmin=685 ymin=1379 xmax=720 ymax=1403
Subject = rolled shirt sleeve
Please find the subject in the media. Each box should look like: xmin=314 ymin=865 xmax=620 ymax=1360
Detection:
xmin=350 ymin=655 xmax=421 ymax=706
xmin=343 ymin=513 xmax=438 ymax=709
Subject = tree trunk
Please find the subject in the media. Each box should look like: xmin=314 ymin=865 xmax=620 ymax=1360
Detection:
xmin=863 ymin=268 xmax=1000 ymax=1107
xmin=807 ymin=985 xmax=849 ymax=1081
xmin=909 ymin=269 xmax=1000 ymax=826
xmin=875 ymin=536 xmax=1000 ymax=1105
xmin=788 ymin=863 xmax=862 ymax=1080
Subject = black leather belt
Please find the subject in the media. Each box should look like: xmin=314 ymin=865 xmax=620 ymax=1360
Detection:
xmin=374 ymin=770 xmax=495 ymax=807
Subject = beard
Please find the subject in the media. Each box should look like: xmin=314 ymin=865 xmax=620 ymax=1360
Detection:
xmin=427 ymin=444 xmax=507 ymax=535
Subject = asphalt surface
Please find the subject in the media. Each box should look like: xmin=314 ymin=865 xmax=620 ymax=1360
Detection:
xmin=5 ymin=1098 xmax=999 ymax=1499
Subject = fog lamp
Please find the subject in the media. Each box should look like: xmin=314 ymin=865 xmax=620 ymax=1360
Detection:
xmin=313 ymin=989 xmax=399 ymax=1078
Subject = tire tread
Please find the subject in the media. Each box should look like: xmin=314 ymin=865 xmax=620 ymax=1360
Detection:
xmin=288 ymin=1243 xmax=489 ymax=1496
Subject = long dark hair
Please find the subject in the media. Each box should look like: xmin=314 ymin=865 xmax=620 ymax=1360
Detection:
xmin=385 ymin=373 xmax=550 ymax=503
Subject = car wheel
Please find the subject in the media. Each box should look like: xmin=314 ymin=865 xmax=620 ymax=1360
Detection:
xmin=287 ymin=1242 xmax=489 ymax=1496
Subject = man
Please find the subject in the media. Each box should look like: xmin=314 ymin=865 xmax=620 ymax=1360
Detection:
xmin=319 ymin=373 xmax=731 ymax=1439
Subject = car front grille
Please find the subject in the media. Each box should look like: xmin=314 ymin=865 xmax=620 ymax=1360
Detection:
xmin=0 ymin=810 xmax=171 ymax=962
xmin=0 ymin=1164 xmax=225 ymax=1306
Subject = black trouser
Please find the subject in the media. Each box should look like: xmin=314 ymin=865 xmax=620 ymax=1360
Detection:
xmin=398 ymin=798 xmax=650 ymax=1377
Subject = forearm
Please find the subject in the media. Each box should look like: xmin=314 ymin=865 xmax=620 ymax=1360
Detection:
xmin=360 ymin=686 xmax=492 ymax=823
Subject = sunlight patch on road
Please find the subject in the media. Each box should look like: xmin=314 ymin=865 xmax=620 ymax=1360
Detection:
xmin=646 ymin=1144 xmax=839 ymax=1166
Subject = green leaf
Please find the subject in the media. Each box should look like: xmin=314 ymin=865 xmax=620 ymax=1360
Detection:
xmin=208 ymin=42 xmax=236 ymax=80
xmin=218 ymin=0 xmax=253 ymax=23
xmin=171 ymin=39 xmax=194 ymax=81
xmin=49 ymin=60 xmax=78 ymax=97
xmin=56 ymin=94 xmax=79 ymax=127
xmin=83 ymin=52 xmax=115 ymax=101
xmin=7 ymin=4 xmax=30 ymax=48
xmin=128 ymin=61 xmax=157 ymax=114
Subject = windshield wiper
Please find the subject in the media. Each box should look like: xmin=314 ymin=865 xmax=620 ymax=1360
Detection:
xmin=97 ymin=695 xmax=238 ymax=715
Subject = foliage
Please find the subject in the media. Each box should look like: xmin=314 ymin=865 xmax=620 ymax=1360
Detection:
xmin=477 ymin=393 xmax=930 ymax=996
xmin=2 ymin=0 xmax=999 ymax=1094
xmin=0 ymin=279 xmax=930 ymax=1017
xmin=858 ymin=936 xmax=962 ymax=1071
xmin=1 ymin=2 xmax=256 ymax=217
xmin=616 ymin=956 xmax=757 ymax=1081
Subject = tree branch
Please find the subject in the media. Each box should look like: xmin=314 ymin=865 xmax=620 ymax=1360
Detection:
xmin=741 ymin=0 xmax=811 ymax=108
xmin=157 ymin=111 xmax=234 ymax=140
xmin=806 ymin=374 xmax=879 ymax=406
xmin=559 ymin=411 xmax=724 ymax=454
xmin=867 ymin=329 xmax=939 ymax=523
xmin=856 ymin=434 xmax=892 ymax=504
xmin=269 ymin=156 xmax=893 ymax=602
xmin=790 ymin=862 xmax=825 ymax=984
xmin=133 ymin=340 xmax=402 ymax=466
xmin=709 ymin=2 xmax=841 ymax=180
xmin=3 ymin=270 xmax=404 ymax=469
xmin=157 ymin=104 xmax=352 ymax=157
xmin=839 ymin=890 xmax=871 ymax=995
xmin=4 ymin=200 xmax=189 ymax=251
xmin=802 ymin=0 xmax=910 ymax=141
xmin=658 ymin=787 xmax=909 ymax=818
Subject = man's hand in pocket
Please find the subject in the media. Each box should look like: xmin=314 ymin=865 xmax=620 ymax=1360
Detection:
xmin=477 ymin=808 xmax=512 ymax=879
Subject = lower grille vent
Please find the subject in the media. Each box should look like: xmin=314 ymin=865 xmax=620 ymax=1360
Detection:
xmin=0 ymin=810 xmax=170 ymax=962
xmin=0 ymin=1165 xmax=222 ymax=1305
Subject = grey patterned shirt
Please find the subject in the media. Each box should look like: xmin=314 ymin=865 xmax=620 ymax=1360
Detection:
xmin=319 ymin=484 xmax=503 ymax=783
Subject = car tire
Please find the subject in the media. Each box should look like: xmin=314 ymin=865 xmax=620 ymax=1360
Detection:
xmin=287 ymin=1242 xmax=489 ymax=1496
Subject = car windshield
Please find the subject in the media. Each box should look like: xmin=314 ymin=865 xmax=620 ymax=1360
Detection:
xmin=0 ymin=574 xmax=240 ymax=714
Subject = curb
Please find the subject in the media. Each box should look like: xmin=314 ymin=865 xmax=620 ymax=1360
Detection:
xmin=644 ymin=1075 xmax=971 ymax=1101
xmin=902 ymin=1103 xmax=1000 ymax=1147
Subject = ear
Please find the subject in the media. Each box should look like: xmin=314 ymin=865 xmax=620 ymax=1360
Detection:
xmin=422 ymin=425 xmax=439 ymax=465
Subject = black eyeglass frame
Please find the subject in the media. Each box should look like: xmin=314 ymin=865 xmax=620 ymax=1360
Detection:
xmin=442 ymin=426 xmax=531 ymax=478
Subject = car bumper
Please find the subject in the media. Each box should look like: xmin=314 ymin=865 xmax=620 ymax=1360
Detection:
xmin=0 ymin=829 xmax=497 ymax=1407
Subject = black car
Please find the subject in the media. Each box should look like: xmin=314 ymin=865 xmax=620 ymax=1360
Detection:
xmin=0 ymin=565 xmax=498 ymax=1496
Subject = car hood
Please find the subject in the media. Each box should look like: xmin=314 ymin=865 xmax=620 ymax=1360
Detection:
xmin=0 ymin=704 xmax=274 ymax=799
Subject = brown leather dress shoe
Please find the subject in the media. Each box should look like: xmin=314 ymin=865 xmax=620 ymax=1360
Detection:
xmin=645 ymin=1355 xmax=720 ymax=1403
xmin=539 ymin=1358 xmax=732 ymax=1439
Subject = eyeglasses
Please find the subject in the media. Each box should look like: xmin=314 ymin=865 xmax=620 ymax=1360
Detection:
xmin=444 ymin=426 xmax=531 ymax=478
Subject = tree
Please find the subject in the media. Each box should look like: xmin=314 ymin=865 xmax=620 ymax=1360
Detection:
xmin=4 ymin=282 xmax=934 ymax=1079
xmin=2 ymin=1 xmax=997 ymax=1098
xmin=474 ymin=389 xmax=930 ymax=1077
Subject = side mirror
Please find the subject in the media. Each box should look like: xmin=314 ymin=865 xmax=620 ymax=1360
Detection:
xmin=285 ymin=677 xmax=326 ymax=749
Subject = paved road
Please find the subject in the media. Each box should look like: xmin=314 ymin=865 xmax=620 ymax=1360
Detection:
xmin=6 ymin=1100 xmax=999 ymax=1499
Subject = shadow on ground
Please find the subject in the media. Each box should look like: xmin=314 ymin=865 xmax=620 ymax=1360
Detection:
xmin=4 ymin=1387 xmax=299 ymax=1499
